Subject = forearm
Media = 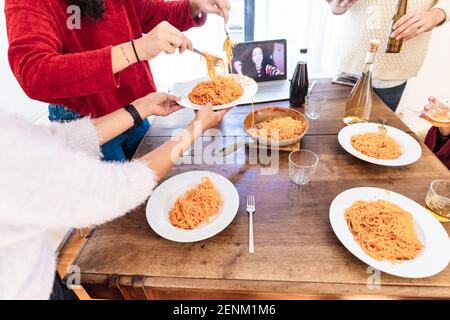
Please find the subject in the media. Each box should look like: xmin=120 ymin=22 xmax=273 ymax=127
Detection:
xmin=49 ymin=98 xmax=149 ymax=154
xmin=140 ymin=0 xmax=206 ymax=33
xmin=139 ymin=121 xmax=203 ymax=179
xmin=111 ymin=42 xmax=140 ymax=74
xmin=92 ymin=96 xmax=152 ymax=145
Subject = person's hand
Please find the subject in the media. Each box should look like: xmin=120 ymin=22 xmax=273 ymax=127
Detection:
xmin=194 ymin=105 xmax=230 ymax=131
xmin=189 ymin=0 xmax=231 ymax=23
xmin=391 ymin=9 xmax=447 ymax=41
xmin=420 ymin=96 xmax=449 ymax=118
xmin=134 ymin=21 xmax=193 ymax=60
xmin=328 ymin=0 xmax=358 ymax=15
xmin=420 ymin=97 xmax=450 ymax=136
xmin=134 ymin=93 xmax=183 ymax=118
xmin=233 ymin=61 xmax=243 ymax=74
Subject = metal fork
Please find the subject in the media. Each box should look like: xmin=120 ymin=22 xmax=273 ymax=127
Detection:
xmin=191 ymin=48 xmax=223 ymax=66
xmin=246 ymin=195 xmax=255 ymax=254
xmin=224 ymin=24 xmax=230 ymax=38
xmin=380 ymin=119 xmax=388 ymax=135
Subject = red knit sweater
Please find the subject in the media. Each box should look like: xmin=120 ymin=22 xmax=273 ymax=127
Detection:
xmin=425 ymin=127 xmax=450 ymax=170
xmin=5 ymin=0 xmax=206 ymax=118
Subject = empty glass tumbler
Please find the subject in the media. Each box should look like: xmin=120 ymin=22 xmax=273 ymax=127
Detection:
xmin=305 ymin=95 xmax=327 ymax=120
xmin=289 ymin=150 xmax=319 ymax=185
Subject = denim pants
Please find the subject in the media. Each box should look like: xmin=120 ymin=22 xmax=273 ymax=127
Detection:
xmin=50 ymin=272 xmax=78 ymax=300
xmin=48 ymin=105 xmax=150 ymax=162
xmin=373 ymin=82 xmax=407 ymax=112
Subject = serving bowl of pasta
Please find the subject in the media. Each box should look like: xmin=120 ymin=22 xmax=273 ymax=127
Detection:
xmin=244 ymin=107 xmax=309 ymax=147
xmin=171 ymin=75 xmax=258 ymax=111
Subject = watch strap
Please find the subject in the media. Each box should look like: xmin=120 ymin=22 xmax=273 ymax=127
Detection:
xmin=124 ymin=104 xmax=143 ymax=127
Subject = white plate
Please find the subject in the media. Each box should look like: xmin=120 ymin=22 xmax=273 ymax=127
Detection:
xmin=338 ymin=123 xmax=422 ymax=166
xmin=146 ymin=171 xmax=239 ymax=243
xmin=330 ymin=187 xmax=450 ymax=278
xmin=171 ymin=75 xmax=258 ymax=110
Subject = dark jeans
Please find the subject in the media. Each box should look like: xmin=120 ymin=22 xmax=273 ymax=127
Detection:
xmin=373 ymin=82 xmax=407 ymax=112
xmin=50 ymin=272 xmax=78 ymax=300
xmin=48 ymin=104 xmax=150 ymax=162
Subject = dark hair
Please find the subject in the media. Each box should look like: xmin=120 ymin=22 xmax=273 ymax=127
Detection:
xmin=67 ymin=0 xmax=106 ymax=20
xmin=241 ymin=45 xmax=275 ymax=79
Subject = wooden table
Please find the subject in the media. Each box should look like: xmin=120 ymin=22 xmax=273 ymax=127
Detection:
xmin=73 ymin=79 xmax=450 ymax=300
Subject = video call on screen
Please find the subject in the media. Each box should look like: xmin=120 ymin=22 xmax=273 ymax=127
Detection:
xmin=232 ymin=40 xmax=286 ymax=81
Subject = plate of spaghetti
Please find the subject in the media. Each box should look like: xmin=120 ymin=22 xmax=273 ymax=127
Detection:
xmin=330 ymin=187 xmax=450 ymax=278
xmin=174 ymin=41 xmax=257 ymax=110
xmin=172 ymin=75 xmax=258 ymax=110
xmin=338 ymin=123 xmax=422 ymax=166
xmin=146 ymin=171 xmax=239 ymax=242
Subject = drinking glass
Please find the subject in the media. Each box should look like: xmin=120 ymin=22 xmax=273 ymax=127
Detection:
xmin=305 ymin=95 xmax=326 ymax=120
xmin=289 ymin=150 xmax=319 ymax=185
xmin=422 ymin=97 xmax=450 ymax=127
xmin=425 ymin=180 xmax=450 ymax=220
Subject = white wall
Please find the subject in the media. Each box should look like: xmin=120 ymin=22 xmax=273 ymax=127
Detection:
xmin=0 ymin=0 xmax=48 ymax=121
xmin=397 ymin=22 xmax=450 ymax=139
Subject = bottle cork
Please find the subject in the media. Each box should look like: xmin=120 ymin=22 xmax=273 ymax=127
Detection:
xmin=369 ymin=39 xmax=380 ymax=53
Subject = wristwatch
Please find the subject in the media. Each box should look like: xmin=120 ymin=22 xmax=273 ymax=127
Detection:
xmin=124 ymin=104 xmax=143 ymax=127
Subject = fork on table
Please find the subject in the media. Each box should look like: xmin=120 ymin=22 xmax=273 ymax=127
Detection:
xmin=246 ymin=195 xmax=255 ymax=254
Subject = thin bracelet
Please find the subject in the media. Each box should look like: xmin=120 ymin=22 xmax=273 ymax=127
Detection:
xmin=120 ymin=44 xmax=131 ymax=65
xmin=131 ymin=40 xmax=141 ymax=63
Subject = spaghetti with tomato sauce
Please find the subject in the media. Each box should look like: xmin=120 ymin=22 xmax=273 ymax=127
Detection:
xmin=345 ymin=200 xmax=423 ymax=262
xmin=351 ymin=132 xmax=402 ymax=160
xmin=169 ymin=177 xmax=222 ymax=230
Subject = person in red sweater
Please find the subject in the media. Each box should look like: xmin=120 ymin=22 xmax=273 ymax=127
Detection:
xmin=5 ymin=0 xmax=230 ymax=161
xmin=421 ymin=97 xmax=450 ymax=169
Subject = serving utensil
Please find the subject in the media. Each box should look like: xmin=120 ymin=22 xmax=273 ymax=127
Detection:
xmin=215 ymin=139 xmax=255 ymax=157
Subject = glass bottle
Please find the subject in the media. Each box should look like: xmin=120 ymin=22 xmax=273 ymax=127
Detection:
xmin=343 ymin=40 xmax=380 ymax=125
xmin=290 ymin=49 xmax=309 ymax=108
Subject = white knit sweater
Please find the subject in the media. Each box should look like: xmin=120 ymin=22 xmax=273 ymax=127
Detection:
xmin=340 ymin=0 xmax=450 ymax=82
xmin=0 ymin=111 xmax=157 ymax=300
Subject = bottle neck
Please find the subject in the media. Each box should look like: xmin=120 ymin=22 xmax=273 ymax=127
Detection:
xmin=363 ymin=51 xmax=376 ymax=73
xmin=365 ymin=51 xmax=376 ymax=64
xmin=362 ymin=63 xmax=374 ymax=77
xmin=299 ymin=52 xmax=308 ymax=63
